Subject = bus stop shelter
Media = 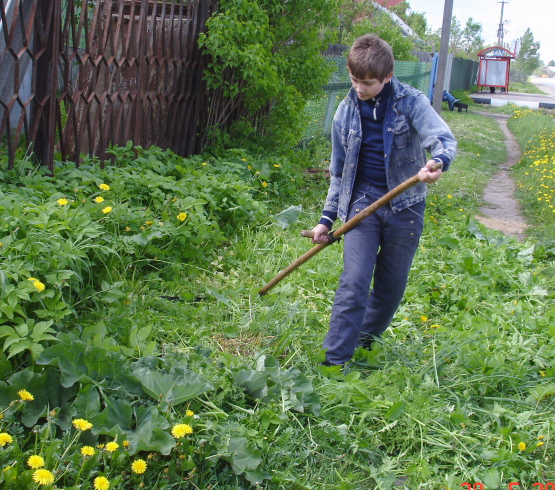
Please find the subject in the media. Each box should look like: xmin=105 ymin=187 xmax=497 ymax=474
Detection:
xmin=477 ymin=46 xmax=515 ymax=92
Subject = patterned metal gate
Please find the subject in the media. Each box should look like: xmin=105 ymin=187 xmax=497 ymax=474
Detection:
xmin=0 ymin=0 xmax=217 ymax=171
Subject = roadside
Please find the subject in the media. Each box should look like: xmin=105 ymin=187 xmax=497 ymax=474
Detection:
xmin=470 ymin=77 xmax=555 ymax=109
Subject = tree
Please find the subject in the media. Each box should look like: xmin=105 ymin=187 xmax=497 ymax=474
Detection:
xmin=198 ymin=0 xmax=337 ymax=151
xmin=328 ymin=0 xmax=416 ymax=60
xmin=449 ymin=17 xmax=485 ymax=59
xmin=512 ymin=28 xmax=541 ymax=82
xmin=391 ymin=1 xmax=428 ymax=38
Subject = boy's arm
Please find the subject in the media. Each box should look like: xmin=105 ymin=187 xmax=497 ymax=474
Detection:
xmin=315 ymin=116 xmax=347 ymax=230
xmin=410 ymin=93 xmax=457 ymax=170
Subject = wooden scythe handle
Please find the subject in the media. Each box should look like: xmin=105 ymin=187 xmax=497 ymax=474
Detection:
xmin=259 ymin=162 xmax=440 ymax=295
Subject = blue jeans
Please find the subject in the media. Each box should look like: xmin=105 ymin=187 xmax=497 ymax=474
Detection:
xmin=323 ymin=183 xmax=425 ymax=365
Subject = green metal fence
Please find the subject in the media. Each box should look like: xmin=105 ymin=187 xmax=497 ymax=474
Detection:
xmin=303 ymin=55 xmax=432 ymax=140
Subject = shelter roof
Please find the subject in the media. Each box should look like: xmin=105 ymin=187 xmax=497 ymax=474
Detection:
xmin=477 ymin=46 xmax=515 ymax=58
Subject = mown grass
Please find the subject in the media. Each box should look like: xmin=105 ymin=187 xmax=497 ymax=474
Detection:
xmin=152 ymin=109 xmax=555 ymax=488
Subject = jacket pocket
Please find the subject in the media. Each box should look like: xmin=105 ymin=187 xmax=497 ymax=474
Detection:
xmin=392 ymin=116 xmax=411 ymax=150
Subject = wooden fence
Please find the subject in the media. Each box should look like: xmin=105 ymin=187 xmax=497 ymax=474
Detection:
xmin=0 ymin=0 xmax=218 ymax=171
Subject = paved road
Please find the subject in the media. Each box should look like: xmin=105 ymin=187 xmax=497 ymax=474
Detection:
xmin=470 ymin=82 xmax=555 ymax=108
xmin=530 ymin=76 xmax=555 ymax=97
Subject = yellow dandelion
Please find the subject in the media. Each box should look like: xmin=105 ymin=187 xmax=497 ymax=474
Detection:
xmin=420 ymin=315 xmax=428 ymax=322
xmin=518 ymin=441 xmax=526 ymax=451
xmin=99 ymin=183 xmax=110 ymax=191
xmin=93 ymin=476 xmax=110 ymax=490
xmin=81 ymin=446 xmax=95 ymax=457
xmin=28 ymin=277 xmax=37 ymax=281
xmin=202 ymin=162 xmax=207 ymax=166
xmin=123 ymin=440 xmax=130 ymax=448
xmin=94 ymin=196 xmax=105 ymax=203
xmin=72 ymin=418 xmax=93 ymax=431
xmin=177 ymin=212 xmax=187 ymax=222
xmin=18 ymin=389 xmax=34 ymax=401
xmin=32 ymin=469 xmax=55 ymax=485
xmin=447 ymin=194 xmax=452 ymax=199
xmin=430 ymin=324 xmax=440 ymax=329
xmin=32 ymin=280 xmax=46 ymax=292
xmin=0 ymin=433 xmax=13 ymax=446
xmin=171 ymin=423 xmax=193 ymax=438
xmin=241 ymin=158 xmax=247 ymax=161
xmin=261 ymin=181 xmax=268 ymax=187
xmin=186 ymin=410 xmax=194 ymax=417
xmin=57 ymin=198 xmax=69 ymax=206
xmin=274 ymin=164 xmax=281 ymax=168
xmin=102 ymin=206 xmax=113 ymax=214
xmin=131 ymin=459 xmax=148 ymax=474
xmin=105 ymin=441 xmax=119 ymax=452
xmin=538 ymin=435 xmax=545 ymax=440
xmin=124 ymin=226 xmax=131 ymax=232
xmin=27 ymin=455 xmax=45 ymax=469
xmin=537 ymin=441 xmax=545 ymax=447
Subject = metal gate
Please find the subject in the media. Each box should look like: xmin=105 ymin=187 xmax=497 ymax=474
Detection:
xmin=0 ymin=0 xmax=217 ymax=171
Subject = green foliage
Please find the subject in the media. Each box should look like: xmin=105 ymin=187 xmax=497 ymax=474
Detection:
xmin=198 ymin=0 xmax=337 ymax=151
xmin=339 ymin=3 xmax=417 ymax=61
xmin=512 ymin=28 xmax=542 ymax=82
xmin=448 ymin=16 xmax=485 ymax=60
xmin=391 ymin=1 xmax=428 ymax=38
xmin=509 ymin=108 xmax=555 ymax=245
xmin=3 ymin=108 xmax=555 ymax=487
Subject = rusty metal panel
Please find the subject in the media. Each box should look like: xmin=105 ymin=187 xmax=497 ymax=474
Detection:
xmin=1 ymin=0 xmax=218 ymax=170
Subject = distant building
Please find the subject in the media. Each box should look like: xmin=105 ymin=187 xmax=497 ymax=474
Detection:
xmin=373 ymin=0 xmax=405 ymax=6
xmin=543 ymin=66 xmax=555 ymax=78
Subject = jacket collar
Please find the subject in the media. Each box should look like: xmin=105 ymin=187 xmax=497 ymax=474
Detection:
xmin=345 ymin=76 xmax=407 ymax=108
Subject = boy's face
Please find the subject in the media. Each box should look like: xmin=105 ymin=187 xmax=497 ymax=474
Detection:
xmin=349 ymin=71 xmax=393 ymax=101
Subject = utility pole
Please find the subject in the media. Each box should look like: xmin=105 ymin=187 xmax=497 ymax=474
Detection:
xmin=432 ymin=0 xmax=454 ymax=114
xmin=497 ymin=0 xmax=508 ymax=47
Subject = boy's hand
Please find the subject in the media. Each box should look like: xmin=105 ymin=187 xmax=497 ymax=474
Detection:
xmin=418 ymin=159 xmax=443 ymax=183
xmin=311 ymin=224 xmax=331 ymax=244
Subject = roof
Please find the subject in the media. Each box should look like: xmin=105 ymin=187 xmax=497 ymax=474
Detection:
xmin=476 ymin=46 xmax=515 ymax=58
xmin=373 ymin=0 xmax=405 ymax=6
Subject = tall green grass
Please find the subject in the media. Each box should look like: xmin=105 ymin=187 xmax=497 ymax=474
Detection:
xmin=2 ymin=109 xmax=555 ymax=488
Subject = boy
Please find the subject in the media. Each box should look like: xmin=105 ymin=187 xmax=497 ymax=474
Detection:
xmin=311 ymin=34 xmax=457 ymax=366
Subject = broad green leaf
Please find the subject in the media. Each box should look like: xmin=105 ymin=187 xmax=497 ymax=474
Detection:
xmin=72 ymin=384 xmax=101 ymax=420
xmin=37 ymin=339 xmax=142 ymax=395
xmin=5 ymin=368 xmax=78 ymax=427
xmin=132 ymin=364 xmax=212 ymax=406
xmin=385 ymin=401 xmax=407 ymax=421
xmin=225 ymin=437 xmax=262 ymax=475
xmin=94 ymin=403 xmax=175 ymax=456
xmin=274 ymin=205 xmax=302 ymax=229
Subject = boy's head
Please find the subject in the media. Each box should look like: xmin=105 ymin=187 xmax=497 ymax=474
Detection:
xmin=347 ymin=34 xmax=394 ymax=82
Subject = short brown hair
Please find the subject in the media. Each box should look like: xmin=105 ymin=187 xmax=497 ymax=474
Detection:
xmin=347 ymin=34 xmax=394 ymax=81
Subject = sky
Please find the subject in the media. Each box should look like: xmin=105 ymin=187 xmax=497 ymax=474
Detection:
xmin=405 ymin=0 xmax=554 ymax=63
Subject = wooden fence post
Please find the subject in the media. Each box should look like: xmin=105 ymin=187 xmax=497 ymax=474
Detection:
xmin=33 ymin=0 xmax=62 ymax=172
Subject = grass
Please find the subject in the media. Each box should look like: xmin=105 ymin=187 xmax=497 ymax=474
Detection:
xmin=508 ymin=81 xmax=546 ymax=94
xmin=152 ymin=108 xmax=555 ymax=487
xmin=2 ymin=107 xmax=555 ymax=489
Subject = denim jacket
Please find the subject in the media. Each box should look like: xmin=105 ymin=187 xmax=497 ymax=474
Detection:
xmin=323 ymin=77 xmax=457 ymax=222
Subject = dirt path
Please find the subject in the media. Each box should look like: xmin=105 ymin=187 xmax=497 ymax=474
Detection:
xmin=474 ymin=112 xmax=528 ymax=241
